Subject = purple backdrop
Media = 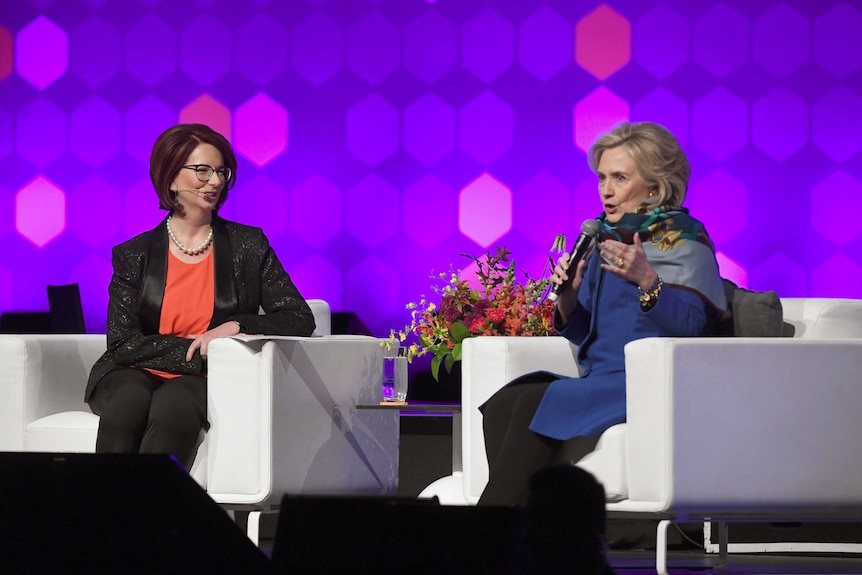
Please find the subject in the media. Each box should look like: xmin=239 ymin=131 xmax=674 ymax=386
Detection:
xmin=1 ymin=0 xmax=862 ymax=337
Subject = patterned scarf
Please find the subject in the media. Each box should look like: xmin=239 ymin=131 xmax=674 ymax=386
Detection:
xmin=596 ymin=207 xmax=727 ymax=314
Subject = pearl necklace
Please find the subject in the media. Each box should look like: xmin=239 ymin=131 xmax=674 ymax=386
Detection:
xmin=166 ymin=215 xmax=213 ymax=256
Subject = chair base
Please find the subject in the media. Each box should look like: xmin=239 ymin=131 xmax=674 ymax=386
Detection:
xmin=418 ymin=472 xmax=468 ymax=505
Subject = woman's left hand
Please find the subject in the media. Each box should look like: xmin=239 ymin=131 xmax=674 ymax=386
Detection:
xmin=186 ymin=321 xmax=242 ymax=361
xmin=599 ymin=232 xmax=659 ymax=290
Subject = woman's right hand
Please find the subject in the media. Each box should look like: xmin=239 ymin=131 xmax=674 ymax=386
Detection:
xmin=551 ymin=253 xmax=586 ymax=323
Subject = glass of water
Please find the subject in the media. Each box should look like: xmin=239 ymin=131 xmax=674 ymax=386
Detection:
xmin=382 ymin=347 xmax=408 ymax=402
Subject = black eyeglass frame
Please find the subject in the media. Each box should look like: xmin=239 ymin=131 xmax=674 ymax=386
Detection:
xmin=182 ymin=164 xmax=232 ymax=183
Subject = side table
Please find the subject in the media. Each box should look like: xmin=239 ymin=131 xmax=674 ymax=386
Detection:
xmin=357 ymin=403 xmax=462 ymax=499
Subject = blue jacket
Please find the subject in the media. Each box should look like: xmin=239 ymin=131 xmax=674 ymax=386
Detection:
xmin=529 ymin=251 xmax=715 ymax=440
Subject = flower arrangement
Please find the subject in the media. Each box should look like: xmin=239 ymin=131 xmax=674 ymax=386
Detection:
xmin=385 ymin=246 xmax=560 ymax=381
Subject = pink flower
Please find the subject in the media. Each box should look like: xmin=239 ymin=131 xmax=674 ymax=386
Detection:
xmin=486 ymin=308 xmax=506 ymax=323
xmin=385 ymin=244 xmax=559 ymax=381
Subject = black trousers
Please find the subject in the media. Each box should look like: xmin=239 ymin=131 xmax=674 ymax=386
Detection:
xmin=88 ymin=367 xmax=208 ymax=471
xmin=478 ymin=378 xmax=599 ymax=507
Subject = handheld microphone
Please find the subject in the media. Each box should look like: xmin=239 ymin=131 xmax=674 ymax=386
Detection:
xmin=547 ymin=219 xmax=600 ymax=303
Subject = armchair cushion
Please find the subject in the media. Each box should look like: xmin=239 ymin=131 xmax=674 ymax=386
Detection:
xmin=25 ymin=411 xmax=99 ymax=452
xmin=718 ymin=279 xmax=786 ymax=337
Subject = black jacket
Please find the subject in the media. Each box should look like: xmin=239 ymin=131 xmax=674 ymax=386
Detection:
xmin=85 ymin=215 xmax=315 ymax=402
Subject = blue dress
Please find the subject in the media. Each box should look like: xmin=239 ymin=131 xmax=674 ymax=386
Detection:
xmin=528 ymin=252 xmax=711 ymax=440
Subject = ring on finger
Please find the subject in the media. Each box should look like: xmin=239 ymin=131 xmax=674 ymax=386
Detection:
xmin=616 ymin=256 xmax=624 ymax=268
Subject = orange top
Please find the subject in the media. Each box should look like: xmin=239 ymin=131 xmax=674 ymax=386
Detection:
xmin=146 ymin=250 xmax=215 ymax=380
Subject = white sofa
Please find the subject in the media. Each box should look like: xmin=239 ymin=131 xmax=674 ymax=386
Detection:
xmin=420 ymin=297 xmax=862 ymax=573
xmin=0 ymin=300 xmax=399 ymax=542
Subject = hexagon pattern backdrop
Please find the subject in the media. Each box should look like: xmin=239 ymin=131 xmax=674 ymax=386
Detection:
xmin=1 ymin=0 xmax=862 ymax=337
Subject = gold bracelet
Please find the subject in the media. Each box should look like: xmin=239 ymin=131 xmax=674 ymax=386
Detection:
xmin=638 ymin=276 xmax=663 ymax=309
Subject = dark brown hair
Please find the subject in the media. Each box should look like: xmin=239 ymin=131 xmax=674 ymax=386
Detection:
xmin=150 ymin=123 xmax=237 ymax=216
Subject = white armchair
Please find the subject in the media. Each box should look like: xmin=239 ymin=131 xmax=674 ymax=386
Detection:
xmin=0 ymin=300 xmax=399 ymax=542
xmin=421 ymin=297 xmax=862 ymax=573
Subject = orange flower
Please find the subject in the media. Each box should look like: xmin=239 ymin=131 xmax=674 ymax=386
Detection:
xmin=383 ymin=246 xmax=559 ymax=381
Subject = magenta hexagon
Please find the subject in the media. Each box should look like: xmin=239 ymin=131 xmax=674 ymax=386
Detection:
xmin=573 ymin=86 xmax=630 ymax=153
xmin=751 ymin=253 xmax=809 ymax=298
xmin=517 ymin=172 xmax=570 ymax=248
xmin=693 ymin=4 xmax=749 ymax=78
xmin=813 ymin=3 xmax=862 ymax=78
xmin=290 ymin=255 xmax=343 ymax=310
xmin=70 ymin=96 xmax=121 ymax=167
xmin=461 ymin=8 xmax=513 ymax=83
xmin=235 ymin=14 xmax=288 ymax=86
xmin=812 ymin=171 xmax=862 ymax=246
xmin=125 ymin=15 xmax=176 ymax=87
xmin=346 ymin=94 xmax=399 ymax=167
xmin=0 ymin=26 xmax=12 ymax=81
xmin=518 ymin=6 xmax=571 ymax=81
xmin=686 ymin=170 xmax=749 ymax=245
xmin=632 ymin=87 xmax=689 ymax=147
xmin=753 ymin=3 xmax=809 ymax=78
xmin=346 ymin=255 xmax=401 ymax=328
xmin=403 ymin=174 xmax=455 ymax=248
xmin=235 ymin=93 xmax=288 ymax=167
xmin=16 ymin=97 xmax=67 ymax=168
xmin=70 ymin=175 xmax=121 ymax=247
xmin=403 ymin=92 xmax=455 ymax=166
xmin=346 ymin=175 xmax=399 ymax=247
xmin=16 ymin=16 xmax=67 ymax=89
xmin=347 ymin=11 xmax=400 ymax=84
xmin=692 ymin=88 xmax=748 ymax=161
xmin=752 ymin=87 xmax=808 ymax=162
xmin=291 ymin=175 xmax=343 ymax=247
xmin=715 ymin=252 xmax=748 ymax=288
xmin=70 ymin=16 xmax=121 ymax=87
xmin=812 ymin=87 xmax=862 ymax=163
xmin=813 ymin=255 xmax=862 ymax=298
xmin=404 ymin=11 xmax=457 ymax=84
xmin=124 ymin=96 xmax=174 ymax=165
xmin=292 ymin=13 xmax=343 ymax=86
xmin=459 ymin=173 xmax=511 ymax=248
xmin=180 ymin=94 xmax=232 ymax=141
xmin=576 ymin=5 xmax=631 ymax=81
xmin=181 ymin=16 xmax=231 ymax=86
xmin=634 ymin=5 xmax=689 ymax=80
xmin=16 ymin=176 xmax=66 ymax=247
xmin=459 ymin=91 xmax=513 ymax=165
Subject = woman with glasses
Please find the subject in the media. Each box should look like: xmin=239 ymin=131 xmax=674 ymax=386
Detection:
xmin=85 ymin=123 xmax=315 ymax=470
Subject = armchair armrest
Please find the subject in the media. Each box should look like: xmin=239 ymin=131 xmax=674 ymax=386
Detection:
xmin=461 ymin=336 xmax=580 ymax=503
xmin=205 ymin=335 xmax=399 ymax=506
xmin=623 ymin=337 xmax=862 ymax=514
xmin=0 ymin=334 xmax=104 ymax=451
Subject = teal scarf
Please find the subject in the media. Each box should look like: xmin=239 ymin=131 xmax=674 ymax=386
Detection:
xmin=597 ymin=207 xmax=727 ymax=314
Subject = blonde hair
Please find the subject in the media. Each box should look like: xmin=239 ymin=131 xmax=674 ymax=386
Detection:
xmin=587 ymin=122 xmax=690 ymax=209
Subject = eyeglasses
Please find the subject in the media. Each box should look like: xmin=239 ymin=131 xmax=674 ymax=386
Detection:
xmin=182 ymin=164 xmax=232 ymax=183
